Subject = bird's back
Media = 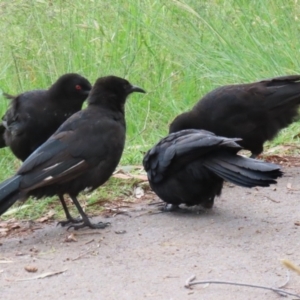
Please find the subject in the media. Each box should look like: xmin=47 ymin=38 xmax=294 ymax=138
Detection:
xmin=3 ymin=89 xmax=84 ymax=161
xmin=24 ymin=105 xmax=126 ymax=199
xmin=170 ymin=75 xmax=300 ymax=156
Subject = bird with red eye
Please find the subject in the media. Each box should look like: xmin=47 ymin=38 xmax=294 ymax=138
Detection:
xmin=0 ymin=73 xmax=92 ymax=161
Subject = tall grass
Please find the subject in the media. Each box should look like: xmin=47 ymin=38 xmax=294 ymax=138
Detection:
xmin=0 ymin=0 xmax=300 ymax=181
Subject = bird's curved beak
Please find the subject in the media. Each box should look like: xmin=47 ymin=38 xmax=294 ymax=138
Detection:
xmin=129 ymin=85 xmax=146 ymax=94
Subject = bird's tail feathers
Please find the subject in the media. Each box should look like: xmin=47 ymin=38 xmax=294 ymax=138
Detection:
xmin=203 ymin=152 xmax=282 ymax=188
xmin=0 ymin=175 xmax=22 ymax=215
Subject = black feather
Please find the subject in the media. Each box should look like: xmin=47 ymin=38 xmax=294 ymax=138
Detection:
xmin=143 ymin=129 xmax=282 ymax=208
xmin=170 ymin=75 xmax=300 ymax=157
xmin=0 ymin=76 xmax=145 ymax=230
xmin=0 ymin=73 xmax=92 ymax=161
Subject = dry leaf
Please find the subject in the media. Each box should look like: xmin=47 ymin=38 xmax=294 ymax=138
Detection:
xmin=281 ymin=259 xmax=300 ymax=275
xmin=112 ymin=173 xmax=132 ymax=179
xmin=134 ymin=186 xmax=144 ymax=199
xmin=25 ymin=266 xmax=38 ymax=273
xmin=112 ymin=173 xmax=148 ymax=181
xmin=294 ymin=221 xmax=300 ymax=226
xmin=287 ymin=183 xmax=292 ymax=190
xmin=65 ymin=233 xmax=77 ymax=242
xmin=36 ymin=210 xmax=55 ymax=223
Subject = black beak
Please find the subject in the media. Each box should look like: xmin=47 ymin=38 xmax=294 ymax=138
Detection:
xmin=129 ymin=85 xmax=146 ymax=94
xmin=83 ymin=89 xmax=91 ymax=96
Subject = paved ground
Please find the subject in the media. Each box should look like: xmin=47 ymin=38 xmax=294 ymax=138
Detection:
xmin=1 ymin=167 xmax=300 ymax=299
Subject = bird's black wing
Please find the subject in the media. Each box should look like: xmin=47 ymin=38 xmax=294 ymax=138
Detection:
xmin=143 ymin=129 xmax=241 ymax=183
xmin=197 ymin=75 xmax=300 ymax=136
xmin=17 ymin=109 xmax=110 ymax=190
xmin=1 ymin=92 xmax=41 ymax=136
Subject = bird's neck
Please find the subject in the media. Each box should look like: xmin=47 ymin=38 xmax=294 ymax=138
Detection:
xmin=88 ymin=93 xmax=126 ymax=115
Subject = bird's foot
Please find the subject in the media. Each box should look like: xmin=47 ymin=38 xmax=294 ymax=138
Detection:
xmin=161 ymin=203 xmax=180 ymax=212
xmin=57 ymin=217 xmax=83 ymax=227
xmin=67 ymin=220 xmax=111 ymax=231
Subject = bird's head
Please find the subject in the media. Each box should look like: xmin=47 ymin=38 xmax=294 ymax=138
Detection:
xmin=88 ymin=76 xmax=146 ymax=109
xmin=50 ymin=73 xmax=92 ymax=105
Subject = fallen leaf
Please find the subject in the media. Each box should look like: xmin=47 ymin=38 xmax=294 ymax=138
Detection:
xmin=281 ymin=259 xmax=300 ymax=275
xmin=134 ymin=186 xmax=144 ymax=199
xmin=287 ymin=183 xmax=292 ymax=189
xmin=25 ymin=266 xmax=38 ymax=273
xmin=294 ymin=221 xmax=300 ymax=226
xmin=65 ymin=233 xmax=77 ymax=242
xmin=112 ymin=173 xmax=148 ymax=181
xmin=112 ymin=173 xmax=132 ymax=179
xmin=36 ymin=210 xmax=55 ymax=223
xmin=11 ymin=224 xmax=20 ymax=229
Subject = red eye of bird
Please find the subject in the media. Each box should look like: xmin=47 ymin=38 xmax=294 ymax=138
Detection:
xmin=75 ymin=85 xmax=82 ymax=90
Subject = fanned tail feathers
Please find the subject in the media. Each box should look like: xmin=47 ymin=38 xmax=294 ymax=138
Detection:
xmin=203 ymin=153 xmax=283 ymax=188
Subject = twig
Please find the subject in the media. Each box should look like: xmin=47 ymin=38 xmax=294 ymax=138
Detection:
xmin=277 ymin=271 xmax=290 ymax=289
xmin=10 ymin=269 xmax=67 ymax=281
xmin=135 ymin=211 xmax=164 ymax=218
xmin=184 ymin=275 xmax=300 ymax=298
xmin=71 ymin=250 xmax=94 ymax=261
xmin=257 ymin=193 xmax=280 ymax=203
xmin=73 ymin=231 xmax=103 ymax=236
xmin=148 ymin=201 xmax=164 ymax=206
xmin=83 ymin=239 xmax=94 ymax=245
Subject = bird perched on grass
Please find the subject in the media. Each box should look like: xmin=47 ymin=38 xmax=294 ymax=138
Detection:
xmin=169 ymin=75 xmax=300 ymax=158
xmin=0 ymin=73 xmax=92 ymax=161
xmin=143 ymin=129 xmax=282 ymax=211
xmin=0 ymin=76 xmax=145 ymax=230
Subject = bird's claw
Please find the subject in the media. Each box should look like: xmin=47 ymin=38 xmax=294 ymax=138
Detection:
xmin=57 ymin=217 xmax=83 ymax=227
xmin=67 ymin=221 xmax=111 ymax=231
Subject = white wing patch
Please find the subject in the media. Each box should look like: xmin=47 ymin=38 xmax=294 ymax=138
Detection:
xmin=42 ymin=160 xmax=86 ymax=183
xmin=60 ymin=160 xmax=86 ymax=175
xmin=42 ymin=163 xmax=61 ymax=171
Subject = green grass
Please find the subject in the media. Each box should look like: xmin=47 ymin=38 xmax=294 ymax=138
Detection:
xmin=1 ymin=0 xmax=300 ymax=220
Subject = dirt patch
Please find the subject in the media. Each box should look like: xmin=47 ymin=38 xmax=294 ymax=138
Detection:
xmin=1 ymin=166 xmax=300 ymax=299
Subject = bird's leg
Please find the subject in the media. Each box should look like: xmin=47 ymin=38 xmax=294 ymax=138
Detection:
xmin=57 ymin=195 xmax=83 ymax=227
xmin=162 ymin=203 xmax=180 ymax=212
xmin=67 ymin=195 xmax=110 ymax=230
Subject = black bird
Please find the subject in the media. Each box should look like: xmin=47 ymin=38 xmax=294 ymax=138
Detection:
xmin=0 ymin=125 xmax=5 ymax=148
xmin=169 ymin=75 xmax=300 ymax=158
xmin=0 ymin=76 xmax=145 ymax=229
xmin=143 ymin=129 xmax=282 ymax=210
xmin=0 ymin=73 xmax=92 ymax=161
